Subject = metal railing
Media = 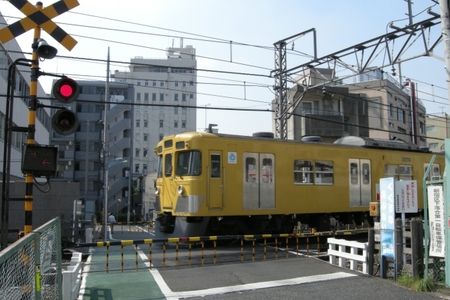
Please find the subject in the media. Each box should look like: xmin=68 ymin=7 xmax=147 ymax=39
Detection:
xmin=0 ymin=218 xmax=62 ymax=300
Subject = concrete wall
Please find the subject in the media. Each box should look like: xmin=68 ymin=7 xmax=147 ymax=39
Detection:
xmin=3 ymin=181 xmax=80 ymax=242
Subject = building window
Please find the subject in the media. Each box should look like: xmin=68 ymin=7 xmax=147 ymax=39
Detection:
xmin=135 ymin=148 xmax=140 ymax=157
xmin=388 ymin=103 xmax=393 ymax=117
xmin=136 ymin=120 xmax=140 ymax=127
xmin=182 ymin=107 xmax=186 ymax=115
xmin=419 ymin=121 xmax=424 ymax=134
xmin=136 ymin=93 xmax=141 ymax=101
xmin=144 ymin=120 xmax=148 ymax=127
xmin=152 ymin=93 xmax=156 ymax=101
xmin=182 ymin=93 xmax=186 ymax=101
xmin=174 ymin=107 xmax=178 ymax=114
xmin=153 ymin=80 xmax=156 ymax=87
xmin=137 ymin=81 xmax=141 ymax=86
xmin=135 ymin=164 xmax=139 ymax=173
xmin=160 ymin=93 xmax=164 ymax=101
xmin=175 ymin=81 xmax=179 ymax=87
xmin=429 ymin=143 xmax=439 ymax=149
xmin=144 ymin=134 xmax=148 ymax=141
xmin=190 ymin=93 xmax=193 ymax=99
xmin=174 ymin=121 xmax=178 ymax=128
xmin=426 ymin=125 xmax=436 ymax=132
xmin=144 ymin=93 xmax=149 ymax=101
xmin=182 ymin=121 xmax=186 ymax=128
xmin=136 ymin=133 xmax=140 ymax=141
xmin=183 ymin=81 xmax=186 ymax=87
xmin=143 ymin=164 xmax=147 ymax=173
xmin=397 ymin=108 xmax=404 ymax=123
xmin=174 ymin=94 xmax=179 ymax=101
xmin=160 ymin=121 xmax=163 ymax=128
xmin=190 ymin=81 xmax=193 ymax=86
xmin=143 ymin=148 xmax=148 ymax=157
xmin=160 ymin=81 xmax=164 ymax=87
xmin=145 ymin=80 xmax=149 ymax=86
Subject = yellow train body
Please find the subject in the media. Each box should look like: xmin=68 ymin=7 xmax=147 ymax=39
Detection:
xmin=154 ymin=132 xmax=444 ymax=237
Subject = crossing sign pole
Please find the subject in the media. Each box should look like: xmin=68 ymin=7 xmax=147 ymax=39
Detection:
xmin=0 ymin=0 xmax=79 ymax=238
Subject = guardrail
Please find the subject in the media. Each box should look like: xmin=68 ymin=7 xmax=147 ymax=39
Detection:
xmin=62 ymin=251 xmax=82 ymax=300
xmin=327 ymin=237 xmax=368 ymax=274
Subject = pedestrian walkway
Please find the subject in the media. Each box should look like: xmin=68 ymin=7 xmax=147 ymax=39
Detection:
xmin=78 ymin=225 xmax=165 ymax=300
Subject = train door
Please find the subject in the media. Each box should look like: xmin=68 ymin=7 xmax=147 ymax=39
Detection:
xmin=208 ymin=151 xmax=223 ymax=210
xmin=348 ymin=159 xmax=371 ymax=207
xmin=243 ymin=153 xmax=275 ymax=210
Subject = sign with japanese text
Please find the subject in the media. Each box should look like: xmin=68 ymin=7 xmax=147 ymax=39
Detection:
xmin=428 ymin=185 xmax=445 ymax=257
xmin=395 ymin=180 xmax=418 ymax=213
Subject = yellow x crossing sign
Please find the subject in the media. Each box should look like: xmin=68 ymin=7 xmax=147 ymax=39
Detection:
xmin=0 ymin=0 xmax=79 ymax=51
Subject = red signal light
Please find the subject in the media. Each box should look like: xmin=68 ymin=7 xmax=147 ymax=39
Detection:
xmin=53 ymin=77 xmax=80 ymax=103
xmin=59 ymin=83 xmax=74 ymax=98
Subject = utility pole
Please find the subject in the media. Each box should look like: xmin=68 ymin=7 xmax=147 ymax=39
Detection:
xmin=438 ymin=0 xmax=450 ymax=288
xmin=103 ymin=47 xmax=110 ymax=242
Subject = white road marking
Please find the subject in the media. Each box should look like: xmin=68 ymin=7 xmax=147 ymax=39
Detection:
xmin=138 ymin=249 xmax=356 ymax=300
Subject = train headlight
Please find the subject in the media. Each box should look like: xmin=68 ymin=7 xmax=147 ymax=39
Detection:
xmin=155 ymin=187 xmax=159 ymax=195
xmin=177 ymin=185 xmax=184 ymax=195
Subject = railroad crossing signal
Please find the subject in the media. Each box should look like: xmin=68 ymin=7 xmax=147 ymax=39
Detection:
xmin=0 ymin=0 xmax=79 ymax=51
xmin=21 ymin=145 xmax=58 ymax=177
xmin=52 ymin=77 xmax=80 ymax=135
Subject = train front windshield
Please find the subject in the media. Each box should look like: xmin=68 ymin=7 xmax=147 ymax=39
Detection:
xmin=156 ymin=150 xmax=201 ymax=178
xmin=176 ymin=151 xmax=201 ymax=176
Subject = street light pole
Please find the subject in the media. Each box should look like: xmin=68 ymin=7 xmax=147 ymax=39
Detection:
xmin=103 ymin=47 xmax=110 ymax=242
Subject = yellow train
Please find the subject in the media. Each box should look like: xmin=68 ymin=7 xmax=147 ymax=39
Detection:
xmin=153 ymin=131 xmax=444 ymax=237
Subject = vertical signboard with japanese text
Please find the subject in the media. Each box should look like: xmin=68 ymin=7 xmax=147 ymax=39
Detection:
xmin=428 ymin=185 xmax=445 ymax=257
xmin=395 ymin=180 xmax=418 ymax=213
xmin=380 ymin=177 xmax=395 ymax=258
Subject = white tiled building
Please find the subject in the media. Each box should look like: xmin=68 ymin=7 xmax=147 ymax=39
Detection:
xmin=113 ymin=46 xmax=197 ymax=175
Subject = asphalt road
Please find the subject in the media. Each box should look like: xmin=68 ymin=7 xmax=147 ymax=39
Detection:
xmin=76 ymin=225 xmax=450 ymax=300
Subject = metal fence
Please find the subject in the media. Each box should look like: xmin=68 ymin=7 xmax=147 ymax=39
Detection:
xmin=0 ymin=218 xmax=62 ymax=300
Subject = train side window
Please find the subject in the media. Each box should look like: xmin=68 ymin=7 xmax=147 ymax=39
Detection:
xmin=424 ymin=163 xmax=441 ymax=180
xmin=211 ymin=154 xmax=221 ymax=178
xmin=262 ymin=158 xmax=273 ymax=183
xmin=350 ymin=162 xmax=358 ymax=184
xmin=246 ymin=157 xmax=257 ymax=182
xmin=315 ymin=161 xmax=333 ymax=185
xmin=385 ymin=164 xmax=398 ymax=180
xmin=399 ymin=165 xmax=413 ymax=180
xmin=156 ymin=155 xmax=162 ymax=178
xmin=164 ymin=154 xmax=172 ymax=177
xmin=294 ymin=160 xmax=313 ymax=184
xmin=362 ymin=163 xmax=370 ymax=184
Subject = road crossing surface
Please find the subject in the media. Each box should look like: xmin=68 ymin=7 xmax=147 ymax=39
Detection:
xmin=76 ymin=225 xmax=449 ymax=300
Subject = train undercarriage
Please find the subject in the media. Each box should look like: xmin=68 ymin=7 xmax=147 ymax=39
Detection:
xmin=155 ymin=211 xmax=374 ymax=238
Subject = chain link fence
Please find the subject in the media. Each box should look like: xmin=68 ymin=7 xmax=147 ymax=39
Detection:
xmin=0 ymin=218 xmax=62 ymax=300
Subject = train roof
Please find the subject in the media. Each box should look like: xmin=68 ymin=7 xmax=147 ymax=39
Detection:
xmin=162 ymin=131 xmax=432 ymax=153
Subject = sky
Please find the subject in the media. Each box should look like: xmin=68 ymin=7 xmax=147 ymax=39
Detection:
xmin=0 ymin=0 xmax=448 ymax=136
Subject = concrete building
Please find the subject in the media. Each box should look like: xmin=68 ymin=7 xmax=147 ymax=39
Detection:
xmin=278 ymin=68 xmax=426 ymax=146
xmin=112 ymin=46 xmax=197 ymax=177
xmin=51 ymin=81 xmax=134 ymax=221
xmin=426 ymin=113 xmax=450 ymax=152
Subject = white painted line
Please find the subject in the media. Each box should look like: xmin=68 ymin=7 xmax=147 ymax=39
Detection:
xmin=138 ymin=246 xmax=356 ymax=300
xmin=138 ymin=248 xmax=179 ymax=299
xmin=171 ymin=272 xmax=357 ymax=299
